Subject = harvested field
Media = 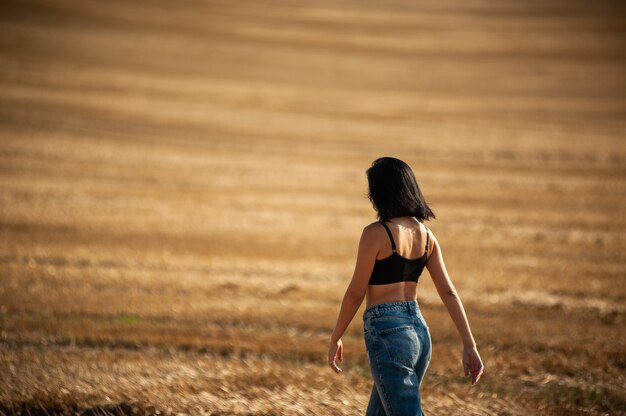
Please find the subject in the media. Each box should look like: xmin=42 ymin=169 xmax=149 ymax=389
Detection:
xmin=1 ymin=0 xmax=625 ymax=415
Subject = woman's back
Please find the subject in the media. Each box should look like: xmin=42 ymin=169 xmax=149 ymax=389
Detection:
xmin=366 ymin=216 xmax=433 ymax=308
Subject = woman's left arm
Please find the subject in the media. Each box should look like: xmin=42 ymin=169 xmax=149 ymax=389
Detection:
xmin=328 ymin=225 xmax=378 ymax=373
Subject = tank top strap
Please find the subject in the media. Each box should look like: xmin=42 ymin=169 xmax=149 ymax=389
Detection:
xmin=379 ymin=221 xmax=397 ymax=252
xmin=423 ymin=225 xmax=430 ymax=256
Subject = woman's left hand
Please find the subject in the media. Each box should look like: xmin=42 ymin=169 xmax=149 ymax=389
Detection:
xmin=328 ymin=338 xmax=343 ymax=373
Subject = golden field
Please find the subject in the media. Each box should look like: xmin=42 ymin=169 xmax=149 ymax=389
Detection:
xmin=0 ymin=0 xmax=625 ymax=414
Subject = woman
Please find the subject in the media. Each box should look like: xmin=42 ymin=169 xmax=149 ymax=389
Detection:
xmin=328 ymin=157 xmax=484 ymax=415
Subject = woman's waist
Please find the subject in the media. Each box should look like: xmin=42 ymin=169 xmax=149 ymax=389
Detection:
xmin=366 ymin=283 xmax=417 ymax=306
xmin=363 ymin=299 xmax=422 ymax=320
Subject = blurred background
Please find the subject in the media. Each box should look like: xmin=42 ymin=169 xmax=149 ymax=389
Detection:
xmin=1 ymin=0 xmax=625 ymax=415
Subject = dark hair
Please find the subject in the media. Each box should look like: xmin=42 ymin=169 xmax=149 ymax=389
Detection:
xmin=366 ymin=157 xmax=436 ymax=222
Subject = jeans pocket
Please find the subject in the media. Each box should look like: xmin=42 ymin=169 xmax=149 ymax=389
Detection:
xmin=379 ymin=325 xmax=419 ymax=368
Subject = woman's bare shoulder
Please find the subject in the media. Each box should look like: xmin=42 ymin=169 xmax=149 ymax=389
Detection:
xmin=360 ymin=221 xmax=384 ymax=242
xmin=422 ymin=222 xmax=438 ymax=257
xmin=363 ymin=220 xmax=382 ymax=231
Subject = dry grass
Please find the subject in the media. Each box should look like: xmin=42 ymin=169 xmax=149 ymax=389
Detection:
xmin=1 ymin=0 xmax=625 ymax=415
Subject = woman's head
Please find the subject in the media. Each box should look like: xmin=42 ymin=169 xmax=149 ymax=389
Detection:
xmin=366 ymin=157 xmax=435 ymax=222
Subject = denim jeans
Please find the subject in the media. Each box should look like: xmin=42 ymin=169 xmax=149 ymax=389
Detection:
xmin=363 ymin=300 xmax=432 ymax=416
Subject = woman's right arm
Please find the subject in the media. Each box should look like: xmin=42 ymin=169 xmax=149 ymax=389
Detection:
xmin=425 ymin=230 xmax=485 ymax=385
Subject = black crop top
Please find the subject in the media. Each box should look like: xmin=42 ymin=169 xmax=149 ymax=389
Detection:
xmin=368 ymin=220 xmax=430 ymax=285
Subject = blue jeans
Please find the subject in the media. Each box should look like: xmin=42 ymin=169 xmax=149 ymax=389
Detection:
xmin=363 ymin=300 xmax=432 ymax=416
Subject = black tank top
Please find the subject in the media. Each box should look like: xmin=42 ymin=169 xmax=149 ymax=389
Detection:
xmin=368 ymin=220 xmax=430 ymax=285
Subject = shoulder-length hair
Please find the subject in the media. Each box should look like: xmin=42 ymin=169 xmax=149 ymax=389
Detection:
xmin=366 ymin=157 xmax=436 ymax=222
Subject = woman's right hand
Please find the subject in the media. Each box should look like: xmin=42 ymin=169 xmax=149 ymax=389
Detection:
xmin=328 ymin=338 xmax=343 ymax=374
xmin=462 ymin=346 xmax=484 ymax=385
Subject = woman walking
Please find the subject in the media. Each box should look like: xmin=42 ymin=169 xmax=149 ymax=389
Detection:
xmin=328 ymin=157 xmax=484 ymax=415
